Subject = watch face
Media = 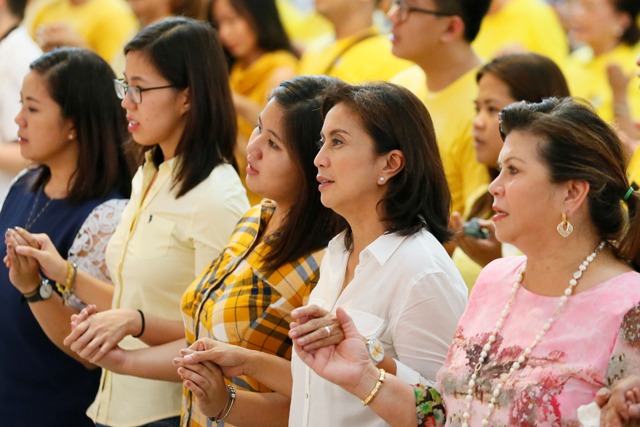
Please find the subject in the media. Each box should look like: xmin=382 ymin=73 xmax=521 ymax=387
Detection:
xmin=367 ymin=338 xmax=384 ymax=364
xmin=39 ymin=280 xmax=53 ymax=299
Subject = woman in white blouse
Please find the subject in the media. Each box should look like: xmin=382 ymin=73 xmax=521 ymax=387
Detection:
xmin=174 ymin=81 xmax=467 ymax=426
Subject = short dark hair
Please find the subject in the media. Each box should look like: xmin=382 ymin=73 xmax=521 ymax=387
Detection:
xmin=499 ymin=97 xmax=640 ymax=270
xmin=29 ymin=48 xmax=133 ymax=203
xmin=612 ymin=0 xmax=640 ymax=45
xmin=206 ymin=0 xmax=296 ymax=68
xmin=321 ymin=82 xmax=452 ymax=246
xmin=262 ymin=76 xmax=344 ymax=270
xmin=6 ymin=0 xmax=28 ymax=20
xmin=434 ymin=0 xmax=491 ymax=42
xmin=124 ymin=17 xmax=237 ymax=198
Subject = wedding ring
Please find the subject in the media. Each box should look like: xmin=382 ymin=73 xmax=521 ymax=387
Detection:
xmin=324 ymin=325 xmax=331 ymax=337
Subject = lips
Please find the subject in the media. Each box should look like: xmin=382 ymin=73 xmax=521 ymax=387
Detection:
xmin=126 ymin=116 xmax=140 ymax=133
xmin=246 ymin=161 xmax=258 ymax=176
xmin=316 ymin=175 xmax=334 ymax=191
xmin=491 ymin=205 xmax=508 ymax=222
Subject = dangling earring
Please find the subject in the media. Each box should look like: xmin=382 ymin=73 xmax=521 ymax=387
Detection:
xmin=378 ymin=176 xmax=385 ymax=183
xmin=557 ymin=212 xmax=574 ymax=238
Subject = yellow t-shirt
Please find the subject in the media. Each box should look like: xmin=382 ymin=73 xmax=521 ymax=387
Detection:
xmin=276 ymin=0 xmax=332 ymax=49
xmin=230 ymin=50 xmax=298 ymax=205
xmin=392 ymin=65 xmax=489 ymax=215
xmin=88 ymin=153 xmax=249 ymax=426
xmin=29 ymin=0 xmax=136 ymax=63
xmin=562 ymin=42 xmax=640 ymax=123
xmin=473 ymin=0 xmax=569 ymax=64
xmin=629 ymin=147 xmax=640 ymax=188
xmin=299 ymin=26 xmax=413 ymax=84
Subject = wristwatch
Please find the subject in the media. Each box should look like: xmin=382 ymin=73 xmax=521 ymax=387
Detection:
xmin=366 ymin=337 xmax=385 ymax=365
xmin=24 ymin=278 xmax=54 ymax=303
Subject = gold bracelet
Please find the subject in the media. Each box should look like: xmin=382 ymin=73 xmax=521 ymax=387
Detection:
xmin=56 ymin=260 xmax=77 ymax=305
xmin=361 ymin=368 xmax=386 ymax=406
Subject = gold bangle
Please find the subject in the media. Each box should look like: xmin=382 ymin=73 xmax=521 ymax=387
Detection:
xmin=361 ymin=368 xmax=386 ymax=406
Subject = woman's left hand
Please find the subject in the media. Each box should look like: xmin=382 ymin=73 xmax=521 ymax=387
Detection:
xmin=289 ymin=304 xmax=345 ymax=351
xmin=294 ymin=307 xmax=376 ymax=396
xmin=450 ymin=213 xmax=502 ymax=267
xmin=5 ymin=229 xmax=41 ymax=295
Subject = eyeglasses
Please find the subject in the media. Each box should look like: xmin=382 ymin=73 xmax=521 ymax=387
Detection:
xmin=114 ymin=79 xmax=178 ymax=105
xmin=390 ymin=0 xmax=454 ymax=22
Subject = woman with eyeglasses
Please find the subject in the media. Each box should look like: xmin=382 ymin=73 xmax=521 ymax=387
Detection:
xmin=0 ymin=47 xmax=133 ymax=427
xmin=9 ymin=17 xmax=249 ymax=427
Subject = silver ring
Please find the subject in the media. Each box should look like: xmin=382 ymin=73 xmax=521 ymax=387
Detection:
xmin=324 ymin=325 xmax=331 ymax=337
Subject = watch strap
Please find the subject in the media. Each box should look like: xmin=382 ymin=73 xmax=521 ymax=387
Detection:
xmin=24 ymin=278 xmax=53 ymax=302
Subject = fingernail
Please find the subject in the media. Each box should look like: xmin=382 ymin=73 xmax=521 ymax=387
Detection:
xmin=289 ymin=330 xmax=298 ymax=338
xmin=183 ymin=355 xmax=193 ymax=362
xmin=297 ymin=337 xmax=306 ymax=345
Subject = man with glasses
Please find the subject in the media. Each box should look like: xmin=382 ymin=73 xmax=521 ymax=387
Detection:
xmin=298 ymin=0 xmax=412 ymax=83
xmin=390 ymin=0 xmax=491 ymax=217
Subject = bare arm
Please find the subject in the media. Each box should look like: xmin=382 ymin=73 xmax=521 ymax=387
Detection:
xmin=0 ymin=142 xmax=28 ymax=175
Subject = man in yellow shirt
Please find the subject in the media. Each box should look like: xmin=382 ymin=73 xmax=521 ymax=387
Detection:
xmin=473 ymin=0 xmax=569 ymax=64
xmin=299 ymin=0 xmax=412 ymax=83
xmin=390 ymin=0 xmax=491 ymax=215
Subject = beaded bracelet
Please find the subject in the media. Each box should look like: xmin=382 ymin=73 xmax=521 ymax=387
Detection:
xmin=361 ymin=368 xmax=386 ymax=406
xmin=209 ymin=384 xmax=237 ymax=423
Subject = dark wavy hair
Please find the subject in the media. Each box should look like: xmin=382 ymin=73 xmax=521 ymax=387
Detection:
xmin=29 ymin=48 xmax=133 ymax=203
xmin=499 ymin=97 xmax=640 ymax=271
xmin=321 ymin=82 xmax=452 ymax=247
xmin=124 ymin=17 xmax=237 ymax=198
xmin=261 ymin=76 xmax=343 ymax=270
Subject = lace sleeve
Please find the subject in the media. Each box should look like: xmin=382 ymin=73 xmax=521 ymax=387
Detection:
xmin=415 ymin=383 xmax=446 ymax=427
xmin=67 ymin=199 xmax=128 ymax=283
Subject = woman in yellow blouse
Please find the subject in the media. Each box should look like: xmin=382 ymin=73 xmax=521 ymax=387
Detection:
xmin=562 ymin=0 xmax=640 ymax=139
xmin=209 ymin=0 xmax=299 ymax=204
xmin=63 ymin=76 xmax=342 ymax=427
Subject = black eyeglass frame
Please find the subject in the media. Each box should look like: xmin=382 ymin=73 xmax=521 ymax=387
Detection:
xmin=391 ymin=0 xmax=455 ymax=21
xmin=114 ymin=79 xmax=179 ymax=104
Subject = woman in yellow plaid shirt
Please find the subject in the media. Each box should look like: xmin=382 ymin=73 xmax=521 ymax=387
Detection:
xmin=64 ymin=75 xmax=342 ymax=426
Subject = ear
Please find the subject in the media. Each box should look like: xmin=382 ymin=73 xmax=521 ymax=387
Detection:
xmin=563 ymin=179 xmax=590 ymax=216
xmin=440 ymin=15 xmax=466 ymax=43
xmin=377 ymin=149 xmax=404 ymax=183
xmin=178 ymin=87 xmax=191 ymax=115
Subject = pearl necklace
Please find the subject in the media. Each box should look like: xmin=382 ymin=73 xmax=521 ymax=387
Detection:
xmin=461 ymin=241 xmax=606 ymax=427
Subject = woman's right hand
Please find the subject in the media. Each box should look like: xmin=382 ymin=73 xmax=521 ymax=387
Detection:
xmin=450 ymin=213 xmax=502 ymax=267
xmin=294 ymin=307 xmax=376 ymax=396
xmin=63 ymin=307 xmax=142 ymax=363
xmin=11 ymin=227 xmax=69 ymax=283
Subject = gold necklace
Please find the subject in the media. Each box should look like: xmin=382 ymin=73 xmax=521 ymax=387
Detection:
xmin=24 ymin=187 xmax=53 ymax=230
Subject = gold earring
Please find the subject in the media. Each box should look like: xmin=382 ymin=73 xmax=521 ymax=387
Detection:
xmin=557 ymin=212 xmax=573 ymax=238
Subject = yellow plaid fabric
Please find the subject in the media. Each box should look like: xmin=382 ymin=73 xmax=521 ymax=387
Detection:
xmin=180 ymin=201 xmax=324 ymax=427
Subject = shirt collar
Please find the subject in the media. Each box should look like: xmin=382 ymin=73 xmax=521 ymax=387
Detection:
xmin=328 ymin=230 xmax=411 ymax=266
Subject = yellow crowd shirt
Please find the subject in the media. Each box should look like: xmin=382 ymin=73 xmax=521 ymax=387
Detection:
xmin=276 ymin=0 xmax=332 ymax=49
xmin=299 ymin=26 xmax=413 ymax=84
xmin=562 ymin=42 xmax=640 ymax=124
xmin=392 ymin=65 xmax=489 ymax=215
xmin=629 ymin=147 xmax=640 ymax=188
xmin=87 ymin=152 xmax=249 ymax=426
xmin=28 ymin=0 xmax=136 ymax=63
xmin=473 ymin=0 xmax=569 ymax=64
xmin=231 ymin=50 xmax=298 ymax=205
xmin=181 ymin=201 xmax=324 ymax=427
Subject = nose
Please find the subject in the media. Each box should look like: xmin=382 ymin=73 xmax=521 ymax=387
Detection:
xmin=314 ymin=142 xmax=328 ymax=169
xmin=14 ymin=105 xmax=25 ymax=127
xmin=246 ymin=130 xmax=263 ymax=160
xmin=387 ymin=2 xmax=400 ymax=24
xmin=488 ymin=171 xmax=503 ymax=197
xmin=120 ymin=92 xmax=135 ymax=110
xmin=472 ymin=110 xmax=485 ymax=131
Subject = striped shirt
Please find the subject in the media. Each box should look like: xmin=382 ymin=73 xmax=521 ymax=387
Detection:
xmin=181 ymin=201 xmax=325 ymax=426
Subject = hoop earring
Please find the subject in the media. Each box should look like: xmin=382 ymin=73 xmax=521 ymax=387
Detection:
xmin=557 ymin=212 xmax=573 ymax=238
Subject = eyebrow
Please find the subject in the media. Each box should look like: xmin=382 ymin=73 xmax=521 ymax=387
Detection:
xmin=24 ymin=95 xmax=40 ymax=103
xmin=258 ymin=115 xmax=284 ymax=142
xmin=122 ymin=72 xmax=148 ymax=84
xmin=498 ymin=155 xmax=526 ymax=165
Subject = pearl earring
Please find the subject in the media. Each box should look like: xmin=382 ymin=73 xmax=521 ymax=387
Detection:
xmin=68 ymin=132 xmax=74 ymax=141
xmin=378 ymin=177 xmax=385 ymax=183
